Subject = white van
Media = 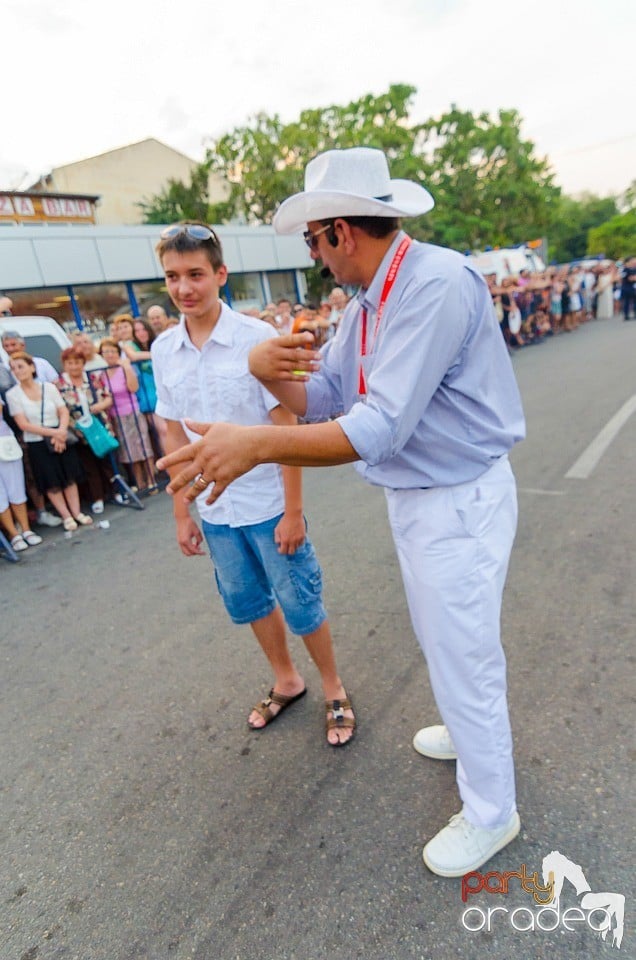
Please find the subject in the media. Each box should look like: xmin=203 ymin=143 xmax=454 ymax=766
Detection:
xmin=468 ymin=247 xmax=546 ymax=282
xmin=0 ymin=316 xmax=72 ymax=373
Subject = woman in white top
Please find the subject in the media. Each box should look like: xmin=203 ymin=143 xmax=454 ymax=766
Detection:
xmin=6 ymin=351 xmax=92 ymax=532
xmin=0 ymin=398 xmax=43 ymax=552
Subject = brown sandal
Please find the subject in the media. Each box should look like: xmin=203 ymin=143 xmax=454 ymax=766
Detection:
xmin=325 ymin=696 xmax=356 ymax=748
xmin=248 ymin=687 xmax=307 ymax=729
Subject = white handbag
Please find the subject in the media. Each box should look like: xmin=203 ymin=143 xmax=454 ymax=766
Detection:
xmin=0 ymin=433 xmax=23 ymax=462
xmin=508 ymin=307 xmax=522 ymax=335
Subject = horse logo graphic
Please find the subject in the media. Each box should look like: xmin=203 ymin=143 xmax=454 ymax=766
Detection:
xmin=542 ymin=850 xmax=625 ymax=949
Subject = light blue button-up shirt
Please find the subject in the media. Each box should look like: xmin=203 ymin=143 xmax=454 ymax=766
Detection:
xmin=305 ymin=232 xmax=526 ymax=488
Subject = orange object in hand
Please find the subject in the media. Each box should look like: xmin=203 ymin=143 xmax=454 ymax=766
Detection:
xmin=291 ymin=313 xmax=313 ymax=375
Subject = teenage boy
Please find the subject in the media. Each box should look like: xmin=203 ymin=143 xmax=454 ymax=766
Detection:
xmin=151 ymin=223 xmax=355 ymax=746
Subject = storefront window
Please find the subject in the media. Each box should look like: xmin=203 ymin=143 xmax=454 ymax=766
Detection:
xmin=227 ymin=273 xmax=264 ymax=311
xmin=133 ymin=281 xmax=173 ymax=320
xmin=72 ymin=283 xmax=130 ymax=333
xmin=267 ymin=271 xmax=297 ymax=305
xmin=5 ymin=287 xmax=75 ymax=329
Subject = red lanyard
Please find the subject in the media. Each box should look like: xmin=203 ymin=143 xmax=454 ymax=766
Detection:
xmin=359 ymin=236 xmax=412 ymax=395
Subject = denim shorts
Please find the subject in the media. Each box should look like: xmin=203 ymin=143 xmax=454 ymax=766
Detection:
xmin=201 ymin=514 xmax=327 ymax=636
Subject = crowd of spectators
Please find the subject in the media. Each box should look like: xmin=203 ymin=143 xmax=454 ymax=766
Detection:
xmin=486 ymin=259 xmax=630 ymax=349
xmin=243 ymin=286 xmax=351 ymax=346
xmin=0 ymin=305 xmax=177 ymax=557
xmin=2 ymin=255 xmax=633 ymax=560
xmin=250 ymin=261 xmax=635 ymax=357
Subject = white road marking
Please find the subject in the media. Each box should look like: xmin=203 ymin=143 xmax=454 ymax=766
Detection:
xmin=518 ymin=488 xmax=565 ymax=496
xmin=565 ymin=394 xmax=636 ymax=479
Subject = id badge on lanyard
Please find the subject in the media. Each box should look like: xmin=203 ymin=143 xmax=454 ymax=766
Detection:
xmin=358 ymin=236 xmax=411 ymax=397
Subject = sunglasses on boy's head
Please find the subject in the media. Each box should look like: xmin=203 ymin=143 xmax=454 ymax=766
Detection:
xmin=160 ymin=223 xmax=221 ymax=244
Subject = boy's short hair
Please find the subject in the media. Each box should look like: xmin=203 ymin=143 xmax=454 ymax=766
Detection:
xmin=156 ymin=221 xmax=224 ymax=271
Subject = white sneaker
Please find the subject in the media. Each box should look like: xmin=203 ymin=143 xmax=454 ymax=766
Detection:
xmin=423 ymin=810 xmax=521 ymax=877
xmin=413 ymin=725 xmax=457 ymax=760
xmin=10 ymin=534 xmax=29 ymax=552
xmin=91 ymin=500 xmax=105 ymax=514
xmin=36 ymin=510 xmax=62 ymax=528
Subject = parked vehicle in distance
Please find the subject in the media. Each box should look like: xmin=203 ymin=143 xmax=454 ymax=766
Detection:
xmin=0 ymin=316 xmax=72 ymax=372
xmin=468 ymin=246 xmax=546 ymax=282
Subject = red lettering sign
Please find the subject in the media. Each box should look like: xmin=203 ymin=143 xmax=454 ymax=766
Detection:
xmin=13 ymin=197 xmax=35 ymax=216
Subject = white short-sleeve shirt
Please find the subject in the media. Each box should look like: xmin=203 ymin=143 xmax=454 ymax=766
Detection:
xmin=152 ymin=304 xmax=285 ymax=527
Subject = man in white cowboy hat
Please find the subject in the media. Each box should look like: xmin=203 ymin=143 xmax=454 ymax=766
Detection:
xmin=157 ymin=147 xmax=526 ymax=878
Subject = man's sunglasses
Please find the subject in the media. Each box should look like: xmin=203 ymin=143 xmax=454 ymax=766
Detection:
xmin=303 ymin=223 xmax=331 ymax=251
xmin=160 ymin=223 xmax=220 ymax=244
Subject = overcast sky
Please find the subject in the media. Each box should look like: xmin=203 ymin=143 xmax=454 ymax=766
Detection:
xmin=3 ymin=0 xmax=634 ymax=199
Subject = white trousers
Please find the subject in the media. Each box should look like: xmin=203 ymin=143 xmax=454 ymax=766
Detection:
xmin=385 ymin=456 xmax=518 ymax=828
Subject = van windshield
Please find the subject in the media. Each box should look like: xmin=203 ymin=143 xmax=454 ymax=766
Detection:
xmin=18 ymin=334 xmax=64 ymax=372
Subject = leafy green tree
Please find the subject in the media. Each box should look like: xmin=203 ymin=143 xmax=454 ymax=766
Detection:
xmin=205 ymin=93 xmax=559 ymax=251
xmin=204 ymin=84 xmax=418 ymax=224
xmin=138 ymin=162 xmax=213 ymax=224
xmin=619 ymin=180 xmax=636 ymax=213
xmin=588 ymin=209 xmax=636 ymax=260
xmin=406 ymin=106 xmax=559 ymax=250
xmin=548 ymin=193 xmax=618 ymax=263
xmin=139 ymin=86 xmax=561 ymax=255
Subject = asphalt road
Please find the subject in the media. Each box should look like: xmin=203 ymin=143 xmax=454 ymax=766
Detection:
xmin=1 ymin=315 xmax=634 ymax=960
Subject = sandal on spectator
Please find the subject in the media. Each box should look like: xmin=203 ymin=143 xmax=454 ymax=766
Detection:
xmin=248 ymin=687 xmax=307 ymax=729
xmin=22 ymin=530 xmax=43 ymax=546
xmin=63 ymin=517 xmax=78 ymax=531
xmin=325 ymin=696 xmax=356 ymax=748
xmin=74 ymin=513 xmax=93 ymax=526
xmin=10 ymin=534 xmax=29 ymax=552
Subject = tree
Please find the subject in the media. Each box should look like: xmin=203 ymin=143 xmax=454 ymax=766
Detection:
xmin=205 ymin=92 xmax=559 ymax=251
xmin=204 ymin=84 xmax=418 ymax=224
xmin=138 ymin=162 xmax=213 ymax=224
xmin=619 ymin=180 xmax=636 ymax=213
xmin=140 ymin=86 xmax=561 ymax=255
xmin=407 ymin=106 xmax=559 ymax=249
xmin=547 ymin=193 xmax=618 ymax=263
xmin=588 ymin=209 xmax=636 ymax=260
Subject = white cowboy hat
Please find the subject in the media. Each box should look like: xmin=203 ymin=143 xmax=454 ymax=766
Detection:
xmin=273 ymin=147 xmax=435 ymax=234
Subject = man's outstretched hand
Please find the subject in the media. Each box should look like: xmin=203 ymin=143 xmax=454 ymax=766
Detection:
xmin=157 ymin=421 xmax=258 ymax=505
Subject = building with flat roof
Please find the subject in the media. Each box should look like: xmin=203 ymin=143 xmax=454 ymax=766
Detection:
xmin=0 ymin=223 xmax=311 ymax=331
xmin=29 ymin=138 xmax=229 ymax=226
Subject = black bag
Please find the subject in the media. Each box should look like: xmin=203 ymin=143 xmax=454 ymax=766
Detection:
xmin=41 ymin=383 xmax=79 ymax=453
xmin=44 ymin=432 xmax=79 ymax=452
